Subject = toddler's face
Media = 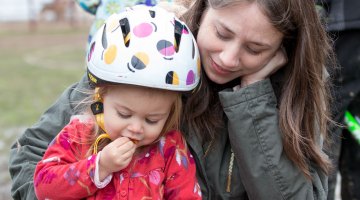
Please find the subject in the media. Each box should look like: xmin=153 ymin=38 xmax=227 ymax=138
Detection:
xmin=102 ymin=84 xmax=176 ymax=147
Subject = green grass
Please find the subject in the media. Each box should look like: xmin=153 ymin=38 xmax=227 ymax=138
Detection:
xmin=0 ymin=23 xmax=87 ymax=128
xmin=0 ymin=22 xmax=92 ymax=199
xmin=0 ymin=64 xmax=84 ymax=127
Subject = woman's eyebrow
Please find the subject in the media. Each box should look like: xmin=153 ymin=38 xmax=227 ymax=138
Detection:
xmin=249 ymin=41 xmax=271 ymax=48
xmin=218 ymin=21 xmax=271 ymax=48
xmin=217 ymin=21 xmax=235 ymax=34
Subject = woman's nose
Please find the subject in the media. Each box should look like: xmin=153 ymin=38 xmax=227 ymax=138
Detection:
xmin=219 ymin=47 xmax=240 ymax=68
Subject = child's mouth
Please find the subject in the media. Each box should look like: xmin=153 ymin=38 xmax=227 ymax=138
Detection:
xmin=130 ymin=139 xmax=139 ymax=144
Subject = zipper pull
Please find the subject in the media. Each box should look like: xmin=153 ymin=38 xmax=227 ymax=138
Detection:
xmin=226 ymin=150 xmax=234 ymax=192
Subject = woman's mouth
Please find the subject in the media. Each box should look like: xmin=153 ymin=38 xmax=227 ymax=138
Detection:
xmin=211 ymin=59 xmax=232 ymax=75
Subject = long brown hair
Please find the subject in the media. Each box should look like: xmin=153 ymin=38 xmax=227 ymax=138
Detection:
xmin=182 ymin=0 xmax=335 ymax=178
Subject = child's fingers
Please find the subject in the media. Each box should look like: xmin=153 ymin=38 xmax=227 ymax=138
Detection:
xmin=111 ymin=137 xmax=132 ymax=147
xmin=100 ymin=141 xmax=136 ymax=172
xmin=118 ymin=147 xmax=136 ymax=161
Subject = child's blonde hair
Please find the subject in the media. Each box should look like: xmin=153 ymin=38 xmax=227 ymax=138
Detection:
xmin=79 ymin=84 xmax=183 ymax=157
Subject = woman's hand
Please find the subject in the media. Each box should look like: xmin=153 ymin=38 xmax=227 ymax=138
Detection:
xmin=98 ymin=137 xmax=136 ymax=181
xmin=241 ymin=47 xmax=287 ymax=87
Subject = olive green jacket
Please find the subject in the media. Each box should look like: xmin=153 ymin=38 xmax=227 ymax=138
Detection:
xmin=186 ymin=79 xmax=328 ymax=200
xmin=8 ymin=75 xmax=328 ymax=199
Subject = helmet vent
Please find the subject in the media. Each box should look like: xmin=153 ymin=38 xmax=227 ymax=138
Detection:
xmin=120 ymin=18 xmax=131 ymax=47
xmin=174 ymin=20 xmax=183 ymax=53
xmin=101 ymin=24 xmax=108 ymax=49
xmin=149 ymin=10 xmax=155 ymax=18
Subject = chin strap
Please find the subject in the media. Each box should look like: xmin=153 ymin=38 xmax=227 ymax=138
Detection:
xmin=93 ymin=133 xmax=111 ymax=154
xmin=91 ymin=87 xmax=111 ymax=154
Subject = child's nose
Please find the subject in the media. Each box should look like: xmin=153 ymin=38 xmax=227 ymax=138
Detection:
xmin=127 ymin=120 xmax=144 ymax=135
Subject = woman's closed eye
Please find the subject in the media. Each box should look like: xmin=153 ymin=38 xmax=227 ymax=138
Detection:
xmin=215 ymin=28 xmax=231 ymax=40
xmin=246 ymin=46 xmax=262 ymax=55
xmin=245 ymin=46 xmax=264 ymax=55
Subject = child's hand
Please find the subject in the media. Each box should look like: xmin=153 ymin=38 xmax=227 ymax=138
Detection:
xmin=241 ymin=46 xmax=287 ymax=87
xmin=98 ymin=137 xmax=136 ymax=181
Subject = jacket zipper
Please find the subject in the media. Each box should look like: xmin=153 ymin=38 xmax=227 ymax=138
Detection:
xmin=226 ymin=150 xmax=234 ymax=193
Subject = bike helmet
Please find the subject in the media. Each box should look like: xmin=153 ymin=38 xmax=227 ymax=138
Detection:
xmin=86 ymin=5 xmax=201 ymax=91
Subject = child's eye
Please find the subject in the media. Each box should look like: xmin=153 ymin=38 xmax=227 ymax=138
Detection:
xmin=145 ymin=118 xmax=159 ymax=125
xmin=117 ymin=111 xmax=131 ymax=119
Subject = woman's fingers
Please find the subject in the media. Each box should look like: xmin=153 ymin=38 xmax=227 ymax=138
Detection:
xmin=241 ymin=47 xmax=288 ymax=87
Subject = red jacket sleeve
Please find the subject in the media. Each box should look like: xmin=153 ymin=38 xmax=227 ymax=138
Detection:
xmin=34 ymin=118 xmax=99 ymax=200
xmin=162 ymin=131 xmax=202 ymax=199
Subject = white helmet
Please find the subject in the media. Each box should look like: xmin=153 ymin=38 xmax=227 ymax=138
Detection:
xmin=86 ymin=5 xmax=201 ymax=91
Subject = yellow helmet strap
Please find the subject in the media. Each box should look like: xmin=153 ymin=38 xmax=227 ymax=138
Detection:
xmin=91 ymin=87 xmax=111 ymax=154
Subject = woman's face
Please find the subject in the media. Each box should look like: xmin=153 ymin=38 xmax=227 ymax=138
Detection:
xmin=197 ymin=2 xmax=284 ymax=84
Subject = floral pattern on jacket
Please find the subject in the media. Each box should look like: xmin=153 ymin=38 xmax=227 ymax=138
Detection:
xmin=34 ymin=117 xmax=201 ymax=200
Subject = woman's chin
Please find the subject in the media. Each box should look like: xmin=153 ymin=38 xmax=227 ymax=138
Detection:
xmin=206 ymin=72 xmax=230 ymax=85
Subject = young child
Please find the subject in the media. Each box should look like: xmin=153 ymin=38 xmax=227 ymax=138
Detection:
xmin=33 ymin=5 xmax=202 ymax=200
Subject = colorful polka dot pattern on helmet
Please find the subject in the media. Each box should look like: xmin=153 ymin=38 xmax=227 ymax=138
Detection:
xmin=86 ymin=5 xmax=201 ymax=91
xmin=133 ymin=22 xmax=154 ymax=38
xmin=130 ymin=52 xmax=149 ymax=70
xmin=104 ymin=45 xmax=117 ymax=64
xmin=157 ymin=40 xmax=175 ymax=58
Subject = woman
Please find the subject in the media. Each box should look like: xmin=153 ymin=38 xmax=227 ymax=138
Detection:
xmin=9 ymin=0 xmax=334 ymax=199
xmin=180 ymin=0 xmax=334 ymax=199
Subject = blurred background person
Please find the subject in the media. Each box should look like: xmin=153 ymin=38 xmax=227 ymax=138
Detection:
xmin=316 ymin=0 xmax=360 ymax=199
xmin=76 ymin=0 xmax=190 ymax=46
